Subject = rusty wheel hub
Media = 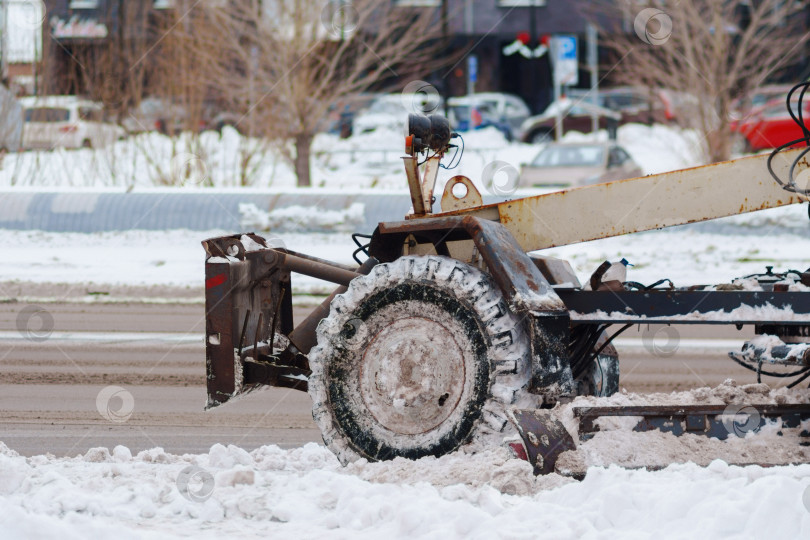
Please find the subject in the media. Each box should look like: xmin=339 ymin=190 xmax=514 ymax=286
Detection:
xmin=360 ymin=316 xmax=466 ymax=435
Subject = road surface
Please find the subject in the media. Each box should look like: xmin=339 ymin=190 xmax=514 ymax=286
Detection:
xmin=0 ymin=301 xmax=771 ymax=457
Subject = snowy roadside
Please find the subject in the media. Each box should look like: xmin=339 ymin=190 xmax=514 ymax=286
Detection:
xmin=0 ymin=229 xmax=356 ymax=303
xmin=2 ymin=201 xmax=809 ymax=303
xmin=1 ymin=440 xmax=809 ymax=539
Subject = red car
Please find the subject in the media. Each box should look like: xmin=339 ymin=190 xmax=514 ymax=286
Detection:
xmin=732 ymin=97 xmax=810 ymax=152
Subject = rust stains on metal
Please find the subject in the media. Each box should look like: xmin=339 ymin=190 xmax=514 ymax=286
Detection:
xmin=508 ymin=409 xmax=576 ymax=475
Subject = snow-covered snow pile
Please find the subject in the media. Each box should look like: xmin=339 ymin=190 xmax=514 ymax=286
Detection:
xmin=554 ymin=380 xmax=810 ymax=472
xmin=239 ymin=202 xmax=366 ymax=233
xmin=1 ymin=439 xmax=809 ymax=539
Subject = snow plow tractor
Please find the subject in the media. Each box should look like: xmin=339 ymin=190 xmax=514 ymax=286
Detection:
xmin=203 ymin=92 xmax=810 ymax=473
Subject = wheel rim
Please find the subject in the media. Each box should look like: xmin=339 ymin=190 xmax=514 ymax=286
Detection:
xmin=359 ymin=316 xmax=466 ymax=435
xmin=325 ymin=285 xmax=489 ymax=460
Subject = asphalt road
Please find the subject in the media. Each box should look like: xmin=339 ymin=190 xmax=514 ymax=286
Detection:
xmin=0 ymin=300 xmax=771 ymax=457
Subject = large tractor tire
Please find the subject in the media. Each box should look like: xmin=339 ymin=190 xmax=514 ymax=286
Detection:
xmin=308 ymin=255 xmax=535 ymax=464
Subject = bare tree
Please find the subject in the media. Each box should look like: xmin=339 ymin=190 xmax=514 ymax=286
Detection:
xmin=587 ymin=0 xmax=809 ymax=163
xmin=191 ymin=0 xmax=449 ymax=187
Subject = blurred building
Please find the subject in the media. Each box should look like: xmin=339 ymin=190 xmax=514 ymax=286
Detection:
xmin=1 ymin=0 xmax=45 ymax=94
xmin=8 ymin=1 xmax=808 ymax=115
xmin=422 ymin=0 xmax=594 ymax=114
xmin=39 ymin=1 xmax=178 ymax=100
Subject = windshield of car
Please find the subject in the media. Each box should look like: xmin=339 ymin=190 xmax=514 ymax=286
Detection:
xmin=532 ymin=145 xmax=605 ymax=167
xmin=450 ymin=103 xmax=493 ymax=117
xmin=25 ymin=107 xmax=70 ymax=122
xmin=751 ymin=91 xmax=789 ymax=109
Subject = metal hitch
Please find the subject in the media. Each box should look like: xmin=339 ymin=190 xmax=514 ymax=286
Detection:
xmin=202 ymin=233 xmax=370 ymax=409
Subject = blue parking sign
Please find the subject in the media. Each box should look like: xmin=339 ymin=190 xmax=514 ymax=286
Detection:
xmin=553 ymin=35 xmax=578 ymax=86
xmin=558 ymin=36 xmax=577 ymax=60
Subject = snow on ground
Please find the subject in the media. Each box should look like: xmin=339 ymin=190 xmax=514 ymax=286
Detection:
xmin=239 ymin=201 xmax=366 ymax=233
xmin=1 ymin=202 xmax=809 ymax=297
xmin=0 ymin=229 xmax=357 ymax=297
xmin=1 ymin=439 xmax=809 ymax=539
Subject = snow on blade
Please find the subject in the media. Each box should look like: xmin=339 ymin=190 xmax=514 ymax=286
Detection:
xmin=570 ymin=302 xmax=810 ymax=322
xmin=553 ymin=381 xmax=810 ymax=472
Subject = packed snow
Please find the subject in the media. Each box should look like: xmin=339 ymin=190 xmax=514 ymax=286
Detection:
xmin=2 ymin=437 xmax=809 ymax=539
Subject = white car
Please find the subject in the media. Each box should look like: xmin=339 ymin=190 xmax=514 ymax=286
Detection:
xmin=519 ymin=142 xmax=643 ymax=188
xmin=21 ymin=96 xmax=124 ymax=149
xmin=354 ymin=93 xmax=444 ymax=134
xmin=447 ymin=93 xmax=530 ymax=140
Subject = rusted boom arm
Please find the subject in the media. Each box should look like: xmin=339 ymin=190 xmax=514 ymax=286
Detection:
xmin=435 ymin=148 xmax=810 ymax=252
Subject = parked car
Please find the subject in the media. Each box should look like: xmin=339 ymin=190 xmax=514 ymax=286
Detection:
xmin=20 ymin=96 xmax=124 ymax=149
xmin=447 ymin=93 xmax=530 ymax=140
xmin=0 ymin=84 xmax=23 ymax=151
xmin=568 ymin=86 xmax=674 ymax=124
xmin=519 ymin=142 xmax=643 ymax=187
xmin=731 ymin=97 xmax=810 ymax=153
xmin=519 ymin=98 xmax=622 ymax=144
xmin=447 ymin=100 xmax=512 ymax=140
xmin=354 ymin=92 xmax=444 ymax=134
xmin=730 ymin=84 xmax=794 ymax=122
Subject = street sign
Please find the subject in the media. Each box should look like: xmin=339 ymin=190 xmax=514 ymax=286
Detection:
xmin=552 ymin=35 xmax=578 ymax=87
xmin=468 ymin=55 xmax=477 ymax=84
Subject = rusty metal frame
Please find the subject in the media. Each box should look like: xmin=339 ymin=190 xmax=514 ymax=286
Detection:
xmin=425 ymin=148 xmax=810 ymax=253
xmin=203 ymin=247 xmax=294 ymax=407
xmin=403 ymin=153 xmax=444 ymax=217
